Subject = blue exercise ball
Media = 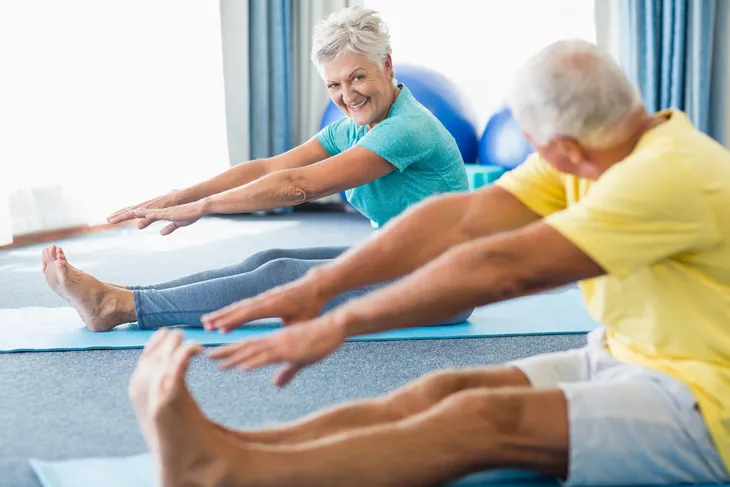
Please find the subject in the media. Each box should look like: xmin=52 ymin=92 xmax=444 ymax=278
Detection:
xmin=319 ymin=64 xmax=479 ymax=164
xmin=478 ymin=107 xmax=533 ymax=169
xmin=320 ymin=100 xmax=347 ymax=130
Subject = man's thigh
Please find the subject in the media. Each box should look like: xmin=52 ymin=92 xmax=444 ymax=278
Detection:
xmin=560 ymin=377 xmax=729 ymax=485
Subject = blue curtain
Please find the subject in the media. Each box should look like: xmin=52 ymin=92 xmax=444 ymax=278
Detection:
xmin=249 ymin=0 xmax=293 ymax=159
xmin=620 ymin=0 xmax=717 ymax=135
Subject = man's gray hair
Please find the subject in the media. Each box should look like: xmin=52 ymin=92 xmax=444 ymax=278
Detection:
xmin=508 ymin=39 xmax=644 ymax=147
xmin=311 ymin=6 xmax=392 ymax=71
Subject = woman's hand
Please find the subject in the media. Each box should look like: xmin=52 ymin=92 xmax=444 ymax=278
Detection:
xmin=130 ymin=200 xmax=207 ymax=236
xmin=107 ymin=191 xmax=185 ymax=229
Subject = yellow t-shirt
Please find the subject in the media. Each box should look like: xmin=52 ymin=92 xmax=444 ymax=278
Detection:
xmin=496 ymin=110 xmax=730 ymax=468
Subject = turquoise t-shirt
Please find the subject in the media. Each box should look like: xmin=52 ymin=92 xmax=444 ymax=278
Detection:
xmin=316 ymin=84 xmax=469 ymax=229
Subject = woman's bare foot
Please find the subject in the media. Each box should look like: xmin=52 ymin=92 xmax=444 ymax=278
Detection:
xmin=41 ymin=245 xmax=135 ymax=331
xmin=41 ymin=244 xmax=128 ymax=293
xmin=130 ymin=330 xmax=241 ymax=487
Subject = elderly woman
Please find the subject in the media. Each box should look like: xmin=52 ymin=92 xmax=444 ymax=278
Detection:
xmin=40 ymin=6 xmax=471 ymax=332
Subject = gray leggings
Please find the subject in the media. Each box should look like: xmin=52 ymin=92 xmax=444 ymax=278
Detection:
xmin=130 ymin=247 xmax=473 ymax=330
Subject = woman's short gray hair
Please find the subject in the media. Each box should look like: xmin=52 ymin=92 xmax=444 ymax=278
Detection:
xmin=311 ymin=6 xmax=392 ymax=70
xmin=508 ymin=39 xmax=644 ymax=148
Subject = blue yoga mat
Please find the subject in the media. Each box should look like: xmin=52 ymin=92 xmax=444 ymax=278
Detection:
xmin=0 ymin=287 xmax=598 ymax=353
xmin=29 ymin=454 xmax=552 ymax=487
xmin=28 ymin=453 xmax=726 ymax=487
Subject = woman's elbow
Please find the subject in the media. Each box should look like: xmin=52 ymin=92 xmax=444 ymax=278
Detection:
xmin=276 ymin=171 xmax=319 ymax=205
xmin=280 ymin=183 xmax=313 ymax=205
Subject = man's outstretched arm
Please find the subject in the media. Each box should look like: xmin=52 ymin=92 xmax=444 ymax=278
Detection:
xmin=204 ymin=185 xmax=543 ymax=331
xmin=207 ymin=220 xmax=604 ymax=385
xmin=332 ymin=221 xmax=604 ymax=337
xmin=310 ymin=185 xmax=542 ymax=298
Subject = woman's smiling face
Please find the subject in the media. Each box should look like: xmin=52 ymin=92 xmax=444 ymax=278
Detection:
xmin=321 ymin=53 xmax=395 ymax=128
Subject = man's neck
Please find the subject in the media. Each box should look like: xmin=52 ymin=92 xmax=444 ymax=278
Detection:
xmin=588 ymin=110 xmax=668 ymax=176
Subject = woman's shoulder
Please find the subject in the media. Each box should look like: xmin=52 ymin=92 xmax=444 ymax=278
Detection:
xmin=384 ymin=86 xmax=444 ymax=133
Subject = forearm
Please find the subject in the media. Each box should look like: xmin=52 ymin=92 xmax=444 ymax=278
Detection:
xmin=306 ymin=186 xmax=540 ymax=303
xmin=174 ymin=161 xmax=269 ymax=205
xmin=202 ymin=170 xmax=314 ymax=215
xmin=329 ymin=220 xmax=602 ymax=337
xmin=330 ymin=240 xmax=523 ymax=337
xmin=306 ymin=195 xmax=473 ymax=301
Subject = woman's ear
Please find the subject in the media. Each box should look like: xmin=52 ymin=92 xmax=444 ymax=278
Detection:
xmin=383 ymin=54 xmax=394 ymax=79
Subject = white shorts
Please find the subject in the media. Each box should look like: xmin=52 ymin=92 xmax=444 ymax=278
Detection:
xmin=511 ymin=328 xmax=729 ymax=486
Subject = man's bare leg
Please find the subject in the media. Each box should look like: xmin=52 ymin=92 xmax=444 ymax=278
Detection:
xmin=132 ymin=331 xmax=569 ymax=487
xmin=41 ymin=245 xmax=136 ymax=331
xmin=222 ymin=364 xmax=531 ymax=445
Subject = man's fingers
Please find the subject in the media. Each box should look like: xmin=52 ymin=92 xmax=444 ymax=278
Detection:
xmin=206 ymin=342 xmax=242 ymax=360
xmin=212 ymin=341 xmax=270 ymax=369
xmin=141 ymin=329 xmax=170 ymax=358
xmin=238 ymin=349 xmax=280 ymax=371
xmin=275 ymin=364 xmax=304 ymax=387
xmin=203 ymin=296 xmax=280 ymax=332
xmin=201 ymin=303 xmax=243 ymax=330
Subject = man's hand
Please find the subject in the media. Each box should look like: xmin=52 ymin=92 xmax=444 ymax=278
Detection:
xmin=130 ymin=200 xmax=207 ymax=236
xmin=201 ymin=278 xmax=332 ymax=332
xmin=207 ymin=316 xmax=345 ymax=386
xmin=107 ymin=191 xmax=185 ymax=229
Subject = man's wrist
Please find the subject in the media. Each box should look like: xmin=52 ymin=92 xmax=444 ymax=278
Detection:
xmin=304 ymin=265 xmax=345 ymax=304
xmin=328 ymin=305 xmax=356 ymax=340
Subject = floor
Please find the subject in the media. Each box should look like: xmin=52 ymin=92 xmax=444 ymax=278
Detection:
xmin=0 ymin=212 xmax=586 ymax=487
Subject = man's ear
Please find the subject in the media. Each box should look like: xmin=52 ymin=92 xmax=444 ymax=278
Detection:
xmin=555 ymin=136 xmax=586 ymax=168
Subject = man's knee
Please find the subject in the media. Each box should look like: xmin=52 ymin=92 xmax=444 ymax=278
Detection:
xmin=439 ymin=389 xmax=528 ymax=435
xmin=389 ymin=366 xmax=528 ymax=412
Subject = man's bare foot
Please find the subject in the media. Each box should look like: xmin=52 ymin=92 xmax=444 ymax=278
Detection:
xmin=41 ymin=245 xmax=135 ymax=331
xmin=130 ymin=330 xmax=240 ymax=487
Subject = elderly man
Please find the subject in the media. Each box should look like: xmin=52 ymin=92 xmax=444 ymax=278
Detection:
xmin=130 ymin=39 xmax=730 ymax=486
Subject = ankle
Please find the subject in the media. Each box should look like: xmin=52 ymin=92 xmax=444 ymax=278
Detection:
xmin=102 ymin=288 xmax=136 ymax=324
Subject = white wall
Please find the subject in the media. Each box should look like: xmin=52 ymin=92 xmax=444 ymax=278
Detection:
xmin=710 ymin=0 xmax=730 ymax=147
xmin=594 ymin=0 xmax=622 ymax=62
xmin=363 ymin=0 xmax=596 ymax=131
xmin=221 ymin=0 xmax=251 ymax=164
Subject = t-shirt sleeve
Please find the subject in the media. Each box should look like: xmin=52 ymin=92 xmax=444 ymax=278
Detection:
xmin=545 ymin=159 xmax=720 ymax=277
xmin=494 ymin=154 xmax=568 ymax=216
xmin=315 ymin=118 xmax=349 ymax=156
xmin=355 ymin=117 xmax=434 ymax=172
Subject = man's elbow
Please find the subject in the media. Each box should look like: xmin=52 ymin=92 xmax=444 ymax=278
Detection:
xmin=459 ymin=245 xmax=531 ymax=301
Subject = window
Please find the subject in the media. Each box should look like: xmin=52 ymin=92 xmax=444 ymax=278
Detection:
xmin=0 ymin=1 xmax=229 ymax=233
xmin=363 ymin=0 xmax=597 ymax=129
